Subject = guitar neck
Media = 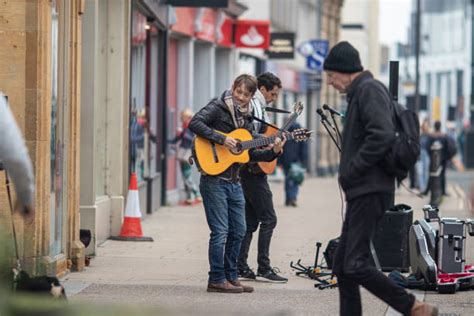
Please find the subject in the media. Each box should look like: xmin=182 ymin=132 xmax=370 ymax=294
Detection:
xmin=241 ymin=133 xmax=295 ymax=150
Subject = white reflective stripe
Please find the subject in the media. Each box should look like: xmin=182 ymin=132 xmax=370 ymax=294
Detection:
xmin=125 ymin=190 xmax=141 ymax=218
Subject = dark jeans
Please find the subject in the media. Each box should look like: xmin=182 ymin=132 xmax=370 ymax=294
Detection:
xmin=238 ymin=172 xmax=277 ymax=274
xmin=199 ymin=176 xmax=246 ymax=283
xmin=283 ymin=167 xmax=299 ymax=202
xmin=333 ymin=193 xmax=415 ymax=316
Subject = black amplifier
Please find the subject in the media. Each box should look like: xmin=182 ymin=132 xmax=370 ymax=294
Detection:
xmin=373 ymin=204 xmax=413 ymax=272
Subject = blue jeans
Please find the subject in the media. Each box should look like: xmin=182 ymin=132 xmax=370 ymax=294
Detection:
xmin=416 ymin=149 xmax=430 ymax=192
xmin=283 ymin=167 xmax=299 ymax=202
xmin=199 ymin=176 xmax=246 ymax=283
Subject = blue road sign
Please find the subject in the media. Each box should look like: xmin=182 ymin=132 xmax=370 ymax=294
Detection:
xmin=297 ymin=39 xmax=329 ymax=71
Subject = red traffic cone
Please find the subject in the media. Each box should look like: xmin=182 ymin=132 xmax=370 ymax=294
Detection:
xmin=110 ymin=173 xmax=153 ymax=242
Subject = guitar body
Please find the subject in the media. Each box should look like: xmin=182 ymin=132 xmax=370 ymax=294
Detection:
xmin=257 ymin=125 xmax=279 ymax=174
xmin=194 ymin=128 xmax=253 ymax=175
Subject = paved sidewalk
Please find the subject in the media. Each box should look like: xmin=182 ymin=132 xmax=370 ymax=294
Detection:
xmin=64 ymin=175 xmax=474 ymax=315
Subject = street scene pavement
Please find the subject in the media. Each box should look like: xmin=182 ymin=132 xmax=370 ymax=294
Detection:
xmin=63 ymin=171 xmax=474 ymax=316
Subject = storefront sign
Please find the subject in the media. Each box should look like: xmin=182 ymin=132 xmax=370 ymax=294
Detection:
xmin=171 ymin=8 xmax=195 ymax=36
xmin=234 ymin=20 xmax=270 ymax=49
xmin=195 ymin=8 xmax=216 ymax=42
xmin=297 ymin=39 xmax=329 ymax=71
xmin=165 ymin=0 xmax=228 ymax=7
xmin=216 ymin=12 xmax=233 ymax=47
xmin=266 ymin=32 xmax=295 ymax=59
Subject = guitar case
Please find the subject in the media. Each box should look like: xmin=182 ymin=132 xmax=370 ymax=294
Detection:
xmin=408 ymin=224 xmax=438 ymax=289
xmin=409 ymin=219 xmax=474 ymax=294
xmin=416 ymin=219 xmax=437 ymax=261
xmin=437 ymin=267 xmax=474 ymax=294
xmin=438 ymin=218 xmax=466 ymax=273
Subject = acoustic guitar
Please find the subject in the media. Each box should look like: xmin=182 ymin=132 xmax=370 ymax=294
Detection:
xmin=257 ymin=101 xmax=304 ymax=174
xmin=193 ymin=128 xmax=311 ymax=175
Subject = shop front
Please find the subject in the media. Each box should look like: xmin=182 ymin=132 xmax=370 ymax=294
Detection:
xmin=130 ymin=0 xmax=168 ymax=213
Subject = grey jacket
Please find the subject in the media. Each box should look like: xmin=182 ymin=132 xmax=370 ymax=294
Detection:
xmin=0 ymin=94 xmax=34 ymax=206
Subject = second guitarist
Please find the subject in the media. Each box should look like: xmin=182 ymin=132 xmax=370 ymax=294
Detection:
xmin=237 ymin=72 xmax=288 ymax=283
xmin=189 ymin=74 xmax=286 ymax=294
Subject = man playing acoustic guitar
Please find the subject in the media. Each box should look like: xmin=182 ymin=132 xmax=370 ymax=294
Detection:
xmin=237 ymin=72 xmax=289 ymax=283
xmin=189 ymin=74 xmax=286 ymax=294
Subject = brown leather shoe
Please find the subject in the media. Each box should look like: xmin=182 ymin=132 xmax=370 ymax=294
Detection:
xmin=228 ymin=280 xmax=254 ymax=293
xmin=410 ymin=300 xmax=438 ymax=316
xmin=207 ymin=281 xmax=243 ymax=293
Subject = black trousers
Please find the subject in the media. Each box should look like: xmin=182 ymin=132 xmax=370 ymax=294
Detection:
xmin=238 ymin=171 xmax=277 ymax=273
xmin=333 ymin=193 xmax=415 ymax=316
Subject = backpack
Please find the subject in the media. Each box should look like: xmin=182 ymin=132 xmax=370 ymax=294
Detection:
xmin=384 ymin=101 xmax=421 ymax=182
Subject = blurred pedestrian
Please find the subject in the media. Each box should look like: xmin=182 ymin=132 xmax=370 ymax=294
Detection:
xmin=0 ymin=94 xmax=35 ymax=218
xmin=416 ymin=119 xmax=431 ymax=193
xmin=323 ymin=41 xmax=436 ymax=316
xmin=427 ymin=121 xmax=458 ymax=196
xmin=171 ymin=109 xmax=201 ymax=204
xmin=278 ymin=121 xmax=307 ymax=207
xmin=0 ymin=93 xmax=35 ymax=287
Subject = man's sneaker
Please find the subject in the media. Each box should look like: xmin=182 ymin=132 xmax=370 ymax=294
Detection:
xmin=238 ymin=267 xmax=256 ymax=281
xmin=207 ymin=281 xmax=243 ymax=293
xmin=256 ymin=267 xmax=288 ymax=283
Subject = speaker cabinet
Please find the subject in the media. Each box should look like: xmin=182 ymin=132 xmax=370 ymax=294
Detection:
xmin=373 ymin=204 xmax=413 ymax=272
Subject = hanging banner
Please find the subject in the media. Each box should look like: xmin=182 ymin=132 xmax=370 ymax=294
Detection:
xmin=266 ymin=32 xmax=295 ymax=59
xmin=234 ymin=20 xmax=270 ymax=49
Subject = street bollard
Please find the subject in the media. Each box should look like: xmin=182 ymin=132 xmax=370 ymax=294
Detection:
xmin=429 ymin=140 xmax=443 ymax=207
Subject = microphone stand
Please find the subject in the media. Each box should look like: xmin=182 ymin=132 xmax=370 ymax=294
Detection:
xmin=316 ymin=110 xmax=341 ymax=153
xmin=328 ymin=113 xmax=342 ymax=146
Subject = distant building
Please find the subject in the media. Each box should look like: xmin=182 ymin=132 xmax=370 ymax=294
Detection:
xmin=399 ymin=0 xmax=471 ymax=129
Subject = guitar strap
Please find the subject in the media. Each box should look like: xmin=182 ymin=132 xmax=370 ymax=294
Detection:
xmin=251 ymin=116 xmax=281 ymax=132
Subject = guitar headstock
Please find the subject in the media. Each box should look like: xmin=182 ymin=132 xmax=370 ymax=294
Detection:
xmin=289 ymin=128 xmax=312 ymax=142
xmin=292 ymin=101 xmax=304 ymax=115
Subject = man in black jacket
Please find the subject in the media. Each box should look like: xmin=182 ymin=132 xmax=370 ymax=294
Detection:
xmin=189 ymin=74 xmax=285 ymax=294
xmin=323 ymin=42 xmax=437 ymax=316
xmin=237 ymin=72 xmax=288 ymax=283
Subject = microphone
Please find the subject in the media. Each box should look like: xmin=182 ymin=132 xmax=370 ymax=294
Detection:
xmin=323 ymin=104 xmax=344 ymax=118
xmin=316 ymin=108 xmax=327 ymax=120
xmin=265 ymin=107 xmax=291 ymax=114
xmin=316 ymin=108 xmax=336 ymax=130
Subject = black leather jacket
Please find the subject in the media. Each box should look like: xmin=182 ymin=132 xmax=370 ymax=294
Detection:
xmin=189 ymin=92 xmax=278 ymax=181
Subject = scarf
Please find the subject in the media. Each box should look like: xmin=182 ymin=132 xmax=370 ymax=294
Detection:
xmin=223 ymin=90 xmax=253 ymax=128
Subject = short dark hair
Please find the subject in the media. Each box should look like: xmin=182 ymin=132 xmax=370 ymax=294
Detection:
xmin=257 ymin=72 xmax=282 ymax=91
xmin=434 ymin=121 xmax=441 ymax=132
xmin=233 ymin=74 xmax=257 ymax=95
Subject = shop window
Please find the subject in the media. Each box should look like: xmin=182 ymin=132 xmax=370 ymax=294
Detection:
xmin=49 ymin=0 xmax=68 ymax=257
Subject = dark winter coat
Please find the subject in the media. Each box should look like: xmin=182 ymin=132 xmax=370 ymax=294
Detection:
xmin=189 ymin=91 xmax=278 ymax=181
xmin=339 ymin=71 xmax=396 ymax=201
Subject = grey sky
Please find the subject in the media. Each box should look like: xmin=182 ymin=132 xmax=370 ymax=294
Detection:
xmin=379 ymin=0 xmax=412 ymax=46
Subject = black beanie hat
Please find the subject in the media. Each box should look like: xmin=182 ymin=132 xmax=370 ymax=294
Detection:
xmin=323 ymin=41 xmax=363 ymax=73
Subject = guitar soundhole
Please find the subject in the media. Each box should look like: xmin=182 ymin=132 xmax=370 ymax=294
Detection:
xmin=230 ymin=141 xmax=243 ymax=155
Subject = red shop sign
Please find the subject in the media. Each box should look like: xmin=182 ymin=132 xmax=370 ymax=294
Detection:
xmin=216 ymin=12 xmax=233 ymax=47
xmin=234 ymin=20 xmax=270 ymax=49
xmin=195 ymin=8 xmax=216 ymax=42
xmin=171 ymin=7 xmax=196 ymax=36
